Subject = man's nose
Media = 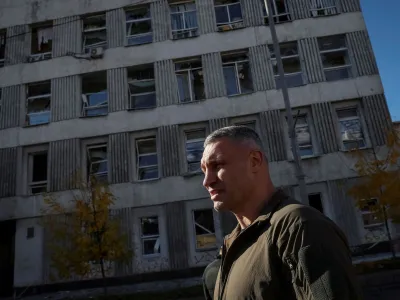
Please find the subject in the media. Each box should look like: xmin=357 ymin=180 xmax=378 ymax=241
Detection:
xmin=203 ymin=169 xmax=216 ymax=189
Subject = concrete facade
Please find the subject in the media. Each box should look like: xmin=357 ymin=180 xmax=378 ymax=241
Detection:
xmin=0 ymin=0 xmax=396 ymax=291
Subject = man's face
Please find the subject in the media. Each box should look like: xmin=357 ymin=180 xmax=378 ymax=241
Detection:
xmin=201 ymin=138 xmax=255 ymax=212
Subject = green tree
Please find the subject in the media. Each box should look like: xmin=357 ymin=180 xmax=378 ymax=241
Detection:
xmin=348 ymin=127 xmax=400 ymax=258
xmin=41 ymin=176 xmax=132 ymax=295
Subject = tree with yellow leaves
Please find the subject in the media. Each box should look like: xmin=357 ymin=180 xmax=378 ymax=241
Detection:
xmin=348 ymin=127 xmax=400 ymax=258
xmin=41 ymin=175 xmax=132 ymax=295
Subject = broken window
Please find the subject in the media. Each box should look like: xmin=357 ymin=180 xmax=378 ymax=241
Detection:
xmin=128 ymin=66 xmax=156 ymax=109
xmin=308 ymin=193 xmax=324 ymax=213
xmin=0 ymin=30 xmax=5 ymax=67
xmin=26 ymin=81 xmax=51 ymax=126
xmin=136 ymin=138 xmax=159 ymax=181
xmin=222 ymin=52 xmax=253 ymax=96
xmin=126 ymin=7 xmax=152 ymax=46
xmin=82 ymin=14 xmax=107 ymax=53
xmin=261 ymin=0 xmax=291 ymax=24
xmin=185 ymin=129 xmax=205 ymax=173
xmin=295 ymin=115 xmax=314 ymax=157
xmin=31 ymin=25 xmax=52 ymax=59
xmin=87 ymin=144 xmax=108 ymax=182
xmin=175 ymin=59 xmax=205 ymax=103
xmin=141 ymin=216 xmax=161 ymax=256
xmin=336 ymin=107 xmax=366 ymax=150
xmin=318 ymin=35 xmax=352 ymax=82
xmin=193 ymin=209 xmax=216 ymax=250
xmin=360 ymin=199 xmax=384 ymax=230
xmin=310 ymin=0 xmax=338 ymax=17
xmin=82 ymin=72 xmax=108 ymax=117
xmin=29 ymin=152 xmax=48 ymax=194
xmin=215 ymin=0 xmax=243 ymax=31
xmin=170 ymin=2 xmax=198 ymax=39
xmin=269 ymin=42 xmax=303 ymax=89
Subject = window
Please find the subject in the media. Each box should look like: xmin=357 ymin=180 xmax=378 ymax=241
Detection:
xmin=128 ymin=66 xmax=156 ymax=109
xmin=87 ymin=144 xmax=108 ymax=182
xmin=26 ymin=81 xmax=51 ymax=126
xmin=269 ymin=42 xmax=303 ymax=88
xmin=222 ymin=52 xmax=253 ymax=96
xmin=310 ymin=0 xmax=338 ymax=17
xmin=0 ymin=30 xmax=5 ymax=67
xmin=82 ymin=72 xmax=108 ymax=117
xmin=82 ymin=14 xmax=107 ymax=53
xmin=336 ymin=107 xmax=366 ymax=150
xmin=295 ymin=115 xmax=314 ymax=157
xmin=308 ymin=193 xmax=324 ymax=213
xmin=141 ymin=216 xmax=161 ymax=256
xmin=136 ymin=138 xmax=159 ymax=181
xmin=262 ymin=0 xmax=291 ymax=24
xmin=215 ymin=0 xmax=243 ymax=31
xmin=185 ymin=129 xmax=205 ymax=172
xmin=125 ymin=7 xmax=152 ymax=46
xmin=360 ymin=199 xmax=384 ymax=231
xmin=170 ymin=2 xmax=198 ymax=39
xmin=30 ymin=25 xmax=52 ymax=59
xmin=175 ymin=59 xmax=205 ymax=103
xmin=29 ymin=152 xmax=48 ymax=194
xmin=318 ymin=35 xmax=352 ymax=82
xmin=193 ymin=209 xmax=217 ymax=250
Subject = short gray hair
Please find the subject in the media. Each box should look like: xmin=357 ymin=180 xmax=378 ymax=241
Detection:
xmin=204 ymin=125 xmax=264 ymax=152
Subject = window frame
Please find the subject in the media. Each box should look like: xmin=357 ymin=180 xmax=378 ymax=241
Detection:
xmin=359 ymin=198 xmax=385 ymax=230
xmin=0 ymin=29 xmax=6 ymax=67
xmin=140 ymin=215 xmax=161 ymax=257
xmin=318 ymin=35 xmax=352 ymax=82
xmin=170 ymin=1 xmax=199 ymax=39
xmin=310 ymin=0 xmax=338 ymax=17
xmin=82 ymin=14 xmax=107 ymax=53
xmin=184 ymin=128 xmax=206 ymax=174
xmin=269 ymin=42 xmax=304 ymax=89
xmin=30 ymin=24 xmax=53 ymax=59
xmin=136 ymin=137 xmax=159 ymax=182
xmin=127 ymin=65 xmax=156 ymax=110
xmin=86 ymin=143 xmax=109 ymax=183
xmin=125 ymin=7 xmax=153 ymax=46
xmin=192 ymin=208 xmax=217 ymax=252
xmin=222 ymin=52 xmax=253 ymax=96
xmin=175 ymin=58 xmax=204 ymax=103
xmin=25 ymin=144 xmax=49 ymax=196
xmin=334 ymin=104 xmax=368 ymax=151
xmin=215 ymin=0 xmax=243 ymax=30
xmin=81 ymin=72 xmax=108 ymax=117
xmin=262 ymin=0 xmax=292 ymax=24
xmin=26 ymin=81 xmax=51 ymax=127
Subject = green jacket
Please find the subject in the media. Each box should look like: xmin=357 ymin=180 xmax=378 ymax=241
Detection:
xmin=213 ymin=190 xmax=363 ymax=300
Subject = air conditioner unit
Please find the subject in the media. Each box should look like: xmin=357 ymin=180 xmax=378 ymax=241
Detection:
xmin=90 ymin=47 xmax=104 ymax=59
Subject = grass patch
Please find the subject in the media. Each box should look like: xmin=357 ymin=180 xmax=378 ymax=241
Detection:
xmin=354 ymin=258 xmax=400 ymax=275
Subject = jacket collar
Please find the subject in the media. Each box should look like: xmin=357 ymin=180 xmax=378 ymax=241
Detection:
xmin=223 ymin=189 xmax=287 ymax=250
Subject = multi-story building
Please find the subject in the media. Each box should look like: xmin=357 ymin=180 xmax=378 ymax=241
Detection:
xmin=0 ymin=0 xmax=396 ymax=296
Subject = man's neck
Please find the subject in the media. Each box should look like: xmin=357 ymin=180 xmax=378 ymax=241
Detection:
xmin=235 ymin=187 xmax=276 ymax=229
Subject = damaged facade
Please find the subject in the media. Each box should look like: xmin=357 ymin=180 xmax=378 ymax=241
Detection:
xmin=0 ymin=0 xmax=396 ymax=296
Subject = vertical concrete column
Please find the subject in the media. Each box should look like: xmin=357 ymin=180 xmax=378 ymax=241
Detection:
xmin=202 ymin=52 xmax=226 ymax=99
xmin=5 ymin=25 xmax=29 ymax=65
xmin=0 ymin=85 xmax=21 ymax=129
xmin=52 ymin=16 xmax=81 ymax=57
xmin=0 ymin=147 xmax=17 ymax=198
xmin=106 ymin=8 xmax=125 ymax=48
xmin=249 ymin=44 xmax=276 ymax=91
xmin=109 ymin=132 xmax=130 ymax=184
xmin=107 ymin=68 xmax=129 ymax=112
xmin=159 ymin=125 xmax=181 ymax=177
xmin=260 ymin=110 xmax=286 ymax=162
xmin=241 ymin=0 xmax=264 ymax=27
xmin=196 ymin=0 xmax=217 ymax=34
xmin=51 ymin=75 xmax=81 ymax=122
xmin=151 ymin=0 xmax=171 ymax=42
xmin=298 ymin=37 xmax=325 ymax=84
xmin=155 ymin=60 xmax=178 ymax=106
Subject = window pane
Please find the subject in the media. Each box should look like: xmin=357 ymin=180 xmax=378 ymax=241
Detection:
xmin=86 ymin=91 xmax=108 ymax=107
xmin=223 ymin=66 xmax=239 ymax=95
xmin=187 ymin=130 xmax=205 ymax=141
xmin=141 ymin=217 xmax=159 ymax=235
xmin=238 ymin=62 xmax=253 ymax=94
xmin=321 ymin=50 xmax=348 ymax=68
xmin=194 ymin=209 xmax=215 ymax=235
xmin=192 ymin=69 xmax=205 ymax=100
xmin=275 ymin=73 xmax=303 ymax=89
xmin=32 ymin=153 xmax=47 ymax=182
xmin=196 ymin=233 xmax=217 ymax=250
xmin=138 ymin=154 xmax=158 ymax=167
xmin=340 ymin=118 xmax=364 ymax=141
xmin=177 ymin=73 xmax=192 ymax=102
xmin=143 ymin=239 xmax=160 ymax=255
xmin=277 ymin=57 xmax=301 ymax=74
xmin=126 ymin=8 xmax=150 ymax=21
xmin=318 ymin=35 xmax=346 ymax=51
xmin=129 ymin=80 xmax=155 ymax=95
xmin=325 ymin=67 xmax=351 ymax=82
xmin=337 ymin=108 xmax=357 ymax=119
xmin=131 ymin=93 xmax=156 ymax=109
xmin=228 ymin=3 xmax=243 ymax=21
xmin=187 ymin=141 xmax=204 ymax=163
xmin=127 ymin=20 xmax=152 ymax=36
xmin=138 ymin=139 xmax=157 ymax=154
xmin=185 ymin=11 xmax=198 ymax=29
xmin=171 ymin=13 xmax=185 ymax=30
xmin=84 ymin=15 xmax=106 ymax=31
xmin=138 ymin=166 xmax=159 ymax=180
xmin=91 ymin=161 xmax=108 ymax=174
xmin=215 ymin=6 xmax=229 ymax=24
xmin=84 ymin=31 xmax=107 ymax=47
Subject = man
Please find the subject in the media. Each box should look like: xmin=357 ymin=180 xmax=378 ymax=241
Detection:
xmin=200 ymin=126 xmax=362 ymax=300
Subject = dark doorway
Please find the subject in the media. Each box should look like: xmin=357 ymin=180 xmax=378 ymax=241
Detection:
xmin=308 ymin=193 xmax=324 ymax=214
xmin=0 ymin=220 xmax=16 ymax=297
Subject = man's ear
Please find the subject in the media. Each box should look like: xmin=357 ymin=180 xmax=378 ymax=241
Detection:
xmin=249 ymin=150 xmax=263 ymax=170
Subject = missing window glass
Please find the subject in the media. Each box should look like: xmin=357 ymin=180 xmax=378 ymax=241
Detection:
xmin=141 ymin=216 xmax=160 ymax=256
xmin=185 ymin=129 xmax=206 ymax=172
xmin=222 ymin=52 xmax=253 ymax=96
xmin=26 ymin=81 xmax=51 ymax=126
xmin=128 ymin=65 xmax=156 ymax=109
xmin=136 ymin=138 xmax=159 ymax=180
xmin=193 ymin=209 xmax=216 ymax=250
xmin=125 ymin=7 xmax=153 ymax=46
xmin=82 ymin=14 xmax=107 ymax=53
xmin=27 ymin=227 xmax=35 ymax=239
xmin=262 ymin=0 xmax=292 ymax=24
xmin=215 ymin=0 xmax=243 ymax=31
xmin=82 ymin=72 xmax=108 ymax=117
xmin=175 ymin=59 xmax=205 ymax=103
xmin=29 ymin=152 xmax=48 ymax=194
xmin=87 ymin=144 xmax=108 ymax=182
xmin=31 ymin=25 xmax=52 ymax=58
